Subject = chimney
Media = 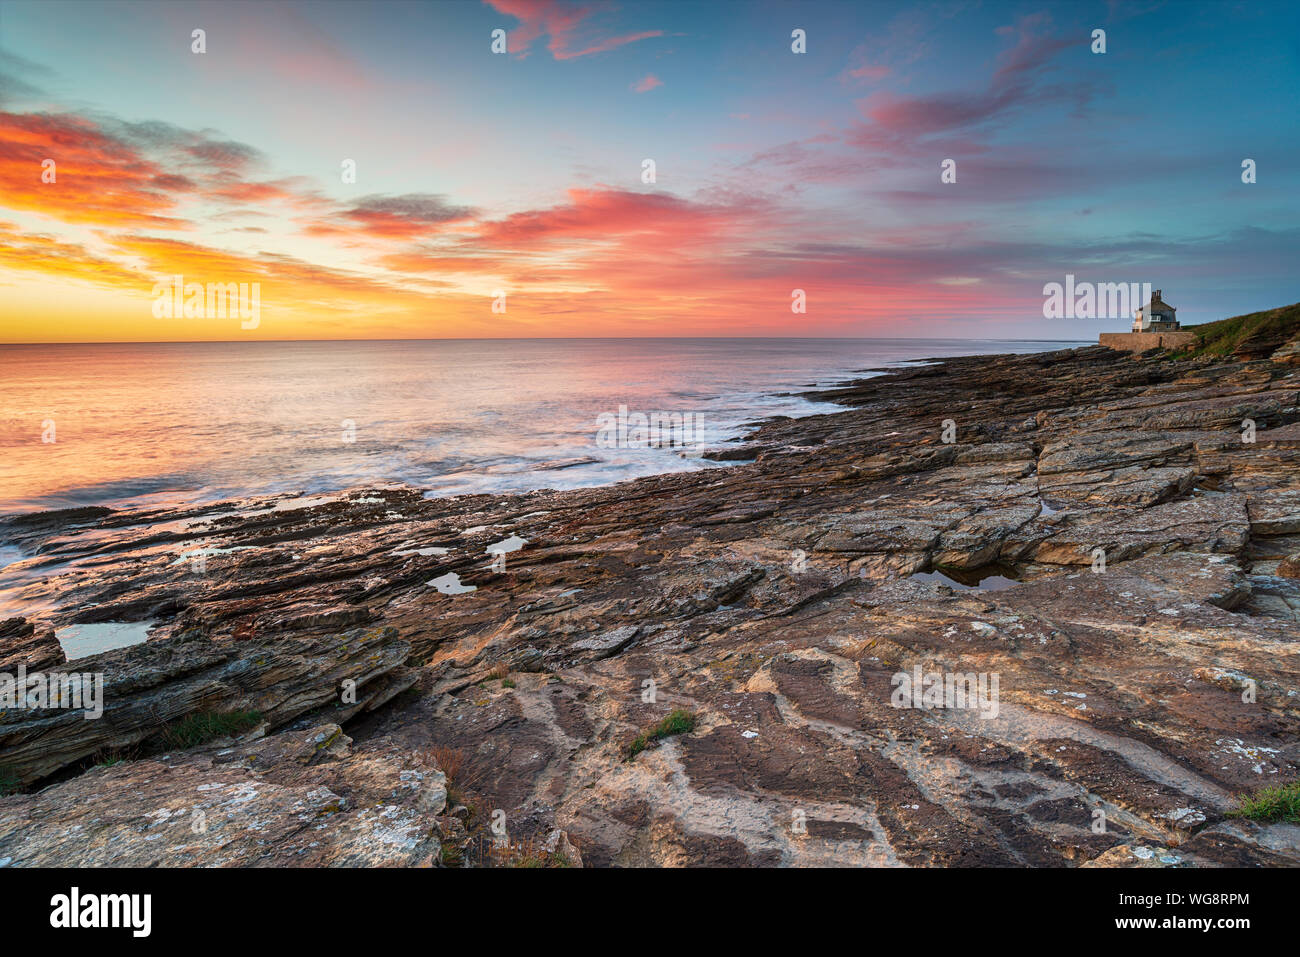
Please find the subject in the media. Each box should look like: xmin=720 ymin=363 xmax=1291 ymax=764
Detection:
xmin=1154 ymin=289 xmax=1161 ymax=300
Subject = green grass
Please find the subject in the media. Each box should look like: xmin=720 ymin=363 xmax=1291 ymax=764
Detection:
xmin=0 ymin=764 xmax=20 ymax=796
xmin=506 ymin=850 xmax=572 ymax=868
xmin=440 ymin=842 xmax=464 ymax=867
xmin=158 ymin=710 xmax=263 ymax=749
xmin=1227 ymin=780 xmax=1300 ymax=823
xmin=1171 ymin=302 xmax=1300 ymax=359
xmin=627 ymin=708 xmax=697 ymax=759
xmin=501 ymin=678 xmax=516 ymax=689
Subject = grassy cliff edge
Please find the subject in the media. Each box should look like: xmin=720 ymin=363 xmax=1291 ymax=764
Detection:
xmin=1173 ymin=301 xmax=1300 ymax=359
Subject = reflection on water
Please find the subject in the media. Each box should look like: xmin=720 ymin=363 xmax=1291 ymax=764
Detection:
xmin=428 ymin=572 xmax=475 ymax=595
xmin=56 ymin=620 xmax=155 ymax=661
xmin=0 ymin=338 xmax=1082 ymax=516
xmin=911 ymin=563 xmax=1022 ymax=592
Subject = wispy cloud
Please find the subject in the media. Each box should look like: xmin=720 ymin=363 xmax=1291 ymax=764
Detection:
xmin=485 ymin=0 xmax=663 ymax=59
xmin=303 ymin=194 xmax=478 ymax=240
xmin=854 ymin=13 xmax=1086 ymax=145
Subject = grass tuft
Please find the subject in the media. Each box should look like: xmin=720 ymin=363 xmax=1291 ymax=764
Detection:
xmin=0 ymin=764 xmax=20 ymax=796
xmin=472 ymin=836 xmax=574 ymax=868
xmin=440 ymin=841 xmax=464 ymax=867
xmin=158 ymin=710 xmax=263 ymax=750
xmin=627 ymin=708 xmax=696 ymax=759
xmin=429 ymin=744 xmax=465 ymax=782
xmin=1227 ymin=780 xmax=1300 ymax=823
xmin=429 ymin=744 xmax=480 ymax=812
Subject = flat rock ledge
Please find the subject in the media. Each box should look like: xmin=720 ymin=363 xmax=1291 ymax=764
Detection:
xmin=0 ymin=625 xmax=414 ymax=786
xmin=1 ymin=343 xmax=1298 ymax=867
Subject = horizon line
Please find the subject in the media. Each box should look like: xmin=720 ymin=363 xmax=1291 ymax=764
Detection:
xmin=0 ymin=335 xmax=1097 ymax=346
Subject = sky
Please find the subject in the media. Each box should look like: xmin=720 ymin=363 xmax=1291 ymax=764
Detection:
xmin=0 ymin=0 xmax=1297 ymax=342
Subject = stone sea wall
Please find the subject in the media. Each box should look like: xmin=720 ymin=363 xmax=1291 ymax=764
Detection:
xmin=1099 ymin=331 xmax=1197 ymax=352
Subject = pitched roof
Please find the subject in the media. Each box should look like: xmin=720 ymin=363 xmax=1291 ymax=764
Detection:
xmin=1141 ymin=294 xmax=1176 ymax=313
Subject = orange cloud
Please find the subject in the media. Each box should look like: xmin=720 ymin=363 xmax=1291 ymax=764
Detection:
xmin=0 ymin=220 xmax=143 ymax=287
xmin=0 ymin=112 xmax=185 ymax=229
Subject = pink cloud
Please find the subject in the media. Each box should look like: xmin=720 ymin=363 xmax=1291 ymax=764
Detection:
xmin=485 ymin=0 xmax=663 ymax=60
xmin=475 ymin=187 xmax=755 ymax=246
xmin=632 ymin=73 xmax=663 ymax=93
xmin=562 ymin=30 xmax=662 ymax=59
xmin=848 ymin=64 xmax=890 ymax=81
xmin=851 ymin=13 xmax=1087 ymax=145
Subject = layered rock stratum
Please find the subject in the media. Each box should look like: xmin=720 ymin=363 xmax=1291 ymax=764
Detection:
xmin=1 ymin=340 xmax=1298 ymax=867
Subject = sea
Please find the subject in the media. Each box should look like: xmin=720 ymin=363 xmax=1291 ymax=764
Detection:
xmin=0 ymin=338 xmax=1084 ymax=518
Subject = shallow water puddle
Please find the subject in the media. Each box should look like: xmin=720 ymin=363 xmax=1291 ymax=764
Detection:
xmin=395 ymin=546 xmax=450 ymax=557
xmin=252 ymin=494 xmax=341 ymax=514
xmin=910 ymin=564 xmax=1021 ymax=592
xmin=485 ymin=535 xmax=527 ymax=555
xmin=56 ymin=620 xmax=155 ymax=661
xmin=428 ymin=572 xmax=476 ymax=594
xmin=169 ymin=545 xmax=254 ymax=565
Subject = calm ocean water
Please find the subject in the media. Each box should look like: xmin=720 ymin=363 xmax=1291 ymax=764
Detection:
xmin=0 ymin=338 xmax=1082 ymax=517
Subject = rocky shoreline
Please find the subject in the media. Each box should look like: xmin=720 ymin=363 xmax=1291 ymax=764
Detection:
xmin=1 ymin=341 xmax=1298 ymax=867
